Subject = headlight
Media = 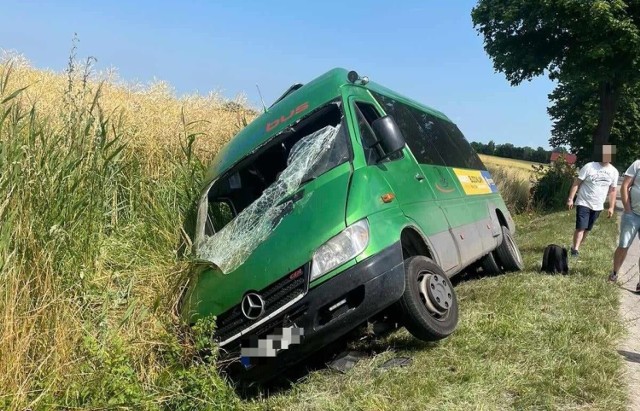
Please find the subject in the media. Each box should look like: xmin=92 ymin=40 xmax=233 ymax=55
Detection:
xmin=310 ymin=219 xmax=370 ymax=281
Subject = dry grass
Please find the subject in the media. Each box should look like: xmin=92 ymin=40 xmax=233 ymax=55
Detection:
xmin=485 ymin=163 xmax=532 ymax=214
xmin=0 ymin=51 xmax=253 ymax=410
xmin=0 ymin=50 xmax=256 ymax=175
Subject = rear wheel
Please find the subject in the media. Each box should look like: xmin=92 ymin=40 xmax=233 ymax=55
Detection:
xmin=480 ymin=251 xmax=502 ymax=275
xmin=398 ymin=256 xmax=458 ymax=341
xmin=495 ymin=225 xmax=524 ymax=272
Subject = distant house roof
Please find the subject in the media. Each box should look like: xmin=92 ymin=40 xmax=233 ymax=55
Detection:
xmin=550 ymin=152 xmax=577 ymax=164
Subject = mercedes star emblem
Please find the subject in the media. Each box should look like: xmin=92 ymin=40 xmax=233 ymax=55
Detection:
xmin=241 ymin=292 xmax=265 ymax=320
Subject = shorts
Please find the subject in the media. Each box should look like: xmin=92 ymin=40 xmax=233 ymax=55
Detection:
xmin=619 ymin=211 xmax=640 ymax=248
xmin=575 ymin=205 xmax=601 ymax=231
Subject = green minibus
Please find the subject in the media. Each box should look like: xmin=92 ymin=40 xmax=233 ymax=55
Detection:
xmin=180 ymin=68 xmax=523 ymax=382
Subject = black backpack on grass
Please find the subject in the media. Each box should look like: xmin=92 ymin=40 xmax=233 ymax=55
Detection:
xmin=541 ymin=244 xmax=568 ymax=274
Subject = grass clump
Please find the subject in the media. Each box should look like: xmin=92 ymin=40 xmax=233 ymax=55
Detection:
xmin=532 ymin=156 xmax=578 ymax=211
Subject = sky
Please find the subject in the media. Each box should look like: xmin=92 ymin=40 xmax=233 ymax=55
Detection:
xmin=0 ymin=0 xmax=556 ymax=149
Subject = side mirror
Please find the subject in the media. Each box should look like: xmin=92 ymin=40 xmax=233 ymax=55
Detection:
xmin=371 ymin=115 xmax=406 ymax=159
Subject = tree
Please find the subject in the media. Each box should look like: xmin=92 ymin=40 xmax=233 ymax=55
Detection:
xmin=495 ymin=143 xmax=516 ymax=158
xmin=472 ymin=0 xmax=640 ymax=149
xmin=471 ymin=141 xmax=485 ymax=153
xmin=471 ymin=141 xmax=551 ymax=162
xmin=549 ymin=77 xmax=640 ymax=168
xmin=486 ymin=140 xmax=496 ymax=155
xmin=535 ymin=147 xmax=548 ymax=163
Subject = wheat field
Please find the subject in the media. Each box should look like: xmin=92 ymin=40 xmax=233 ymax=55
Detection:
xmin=478 ymin=153 xmax=544 ymax=172
xmin=0 ymin=51 xmax=257 ymax=410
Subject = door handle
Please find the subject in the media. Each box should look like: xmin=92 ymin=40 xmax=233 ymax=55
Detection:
xmin=415 ymin=173 xmax=425 ymax=181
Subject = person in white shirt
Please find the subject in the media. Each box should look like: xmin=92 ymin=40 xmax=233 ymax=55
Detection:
xmin=609 ymin=159 xmax=640 ymax=290
xmin=567 ymin=148 xmax=619 ymax=257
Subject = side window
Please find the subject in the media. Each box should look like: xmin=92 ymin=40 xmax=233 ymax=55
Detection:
xmin=354 ymin=102 xmax=404 ymax=164
xmin=372 ymin=90 xmax=484 ymax=170
xmin=437 ymin=120 xmax=486 ymax=170
xmin=371 ymin=92 xmax=445 ymax=166
xmin=354 ymin=103 xmax=382 ymax=164
xmin=408 ymin=107 xmax=469 ymax=169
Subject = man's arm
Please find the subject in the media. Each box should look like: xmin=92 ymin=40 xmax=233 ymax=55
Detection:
xmin=621 ymin=175 xmax=633 ymax=212
xmin=607 ymin=186 xmax=617 ymax=217
xmin=567 ymin=178 xmax=582 ymax=210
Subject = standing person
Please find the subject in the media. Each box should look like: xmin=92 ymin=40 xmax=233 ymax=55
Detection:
xmin=608 ymin=159 xmax=640 ymax=288
xmin=567 ymin=151 xmax=619 ymax=257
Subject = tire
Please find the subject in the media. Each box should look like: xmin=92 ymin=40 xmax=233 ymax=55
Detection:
xmin=398 ymin=256 xmax=458 ymax=341
xmin=480 ymin=251 xmax=502 ymax=275
xmin=494 ymin=225 xmax=524 ymax=272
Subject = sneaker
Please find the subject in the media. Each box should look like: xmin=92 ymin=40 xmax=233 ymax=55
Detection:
xmin=570 ymin=248 xmax=579 ymax=257
xmin=608 ymin=272 xmax=618 ymax=282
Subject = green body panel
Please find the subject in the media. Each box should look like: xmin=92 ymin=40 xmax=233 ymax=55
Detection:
xmin=183 ymin=162 xmax=351 ymax=322
xmin=344 ymin=91 xmax=461 ymax=271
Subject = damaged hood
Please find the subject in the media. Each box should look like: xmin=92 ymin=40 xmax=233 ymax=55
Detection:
xmin=182 ymin=125 xmax=352 ymax=322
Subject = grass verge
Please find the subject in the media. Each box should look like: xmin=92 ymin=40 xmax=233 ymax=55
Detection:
xmin=244 ymin=211 xmax=625 ymax=410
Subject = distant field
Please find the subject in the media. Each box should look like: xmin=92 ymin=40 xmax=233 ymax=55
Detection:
xmin=478 ymin=154 xmax=545 ymax=171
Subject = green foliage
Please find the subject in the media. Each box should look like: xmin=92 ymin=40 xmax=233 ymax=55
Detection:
xmin=472 ymin=140 xmax=550 ymax=163
xmin=472 ymin=0 xmax=640 ymax=152
xmin=62 ymin=335 xmax=146 ymax=408
xmin=531 ymin=156 xmax=577 ymax=211
xmin=549 ymin=77 xmax=640 ymax=170
xmin=471 ymin=0 xmax=640 ymax=85
xmin=157 ymin=317 xmax=240 ymax=411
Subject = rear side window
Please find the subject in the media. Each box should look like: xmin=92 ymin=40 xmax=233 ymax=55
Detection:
xmin=437 ymin=120 xmax=486 ymax=170
xmin=371 ymin=91 xmax=485 ymax=170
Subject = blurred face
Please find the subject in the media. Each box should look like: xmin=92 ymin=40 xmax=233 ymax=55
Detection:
xmin=594 ymin=144 xmax=616 ymax=163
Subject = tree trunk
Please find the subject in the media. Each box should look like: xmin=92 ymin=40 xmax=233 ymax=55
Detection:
xmin=592 ymin=79 xmax=622 ymax=146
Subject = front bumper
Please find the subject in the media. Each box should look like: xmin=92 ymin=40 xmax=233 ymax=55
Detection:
xmin=220 ymin=241 xmax=405 ymax=383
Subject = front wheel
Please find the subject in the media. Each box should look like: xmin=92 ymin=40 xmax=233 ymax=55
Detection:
xmin=495 ymin=225 xmax=524 ymax=272
xmin=397 ymin=256 xmax=458 ymax=341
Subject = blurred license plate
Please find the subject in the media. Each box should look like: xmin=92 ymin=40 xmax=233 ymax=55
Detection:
xmin=240 ymin=326 xmax=304 ymax=368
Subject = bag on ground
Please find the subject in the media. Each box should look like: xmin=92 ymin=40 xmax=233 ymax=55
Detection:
xmin=541 ymin=244 xmax=568 ymax=274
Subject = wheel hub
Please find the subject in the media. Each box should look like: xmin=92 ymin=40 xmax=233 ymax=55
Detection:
xmin=419 ymin=273 xmax=453 ymax=313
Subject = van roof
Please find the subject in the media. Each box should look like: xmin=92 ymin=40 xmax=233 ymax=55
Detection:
xmin=204 ymin=67 xmax=452 ymax=183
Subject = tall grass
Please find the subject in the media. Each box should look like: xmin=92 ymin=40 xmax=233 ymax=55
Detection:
xmin=0 ymin=52 xmax=249 ymax=410
xmin=486 ymin=164 xmax=531 ymax=213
